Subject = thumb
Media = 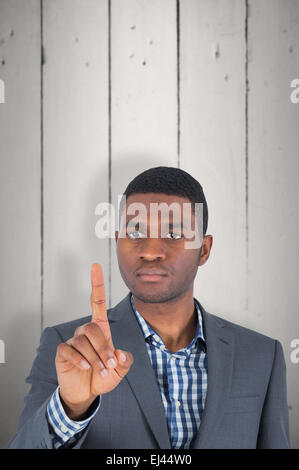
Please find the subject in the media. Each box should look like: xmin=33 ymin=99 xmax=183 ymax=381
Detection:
xmin=114 ymin=349 xmax=134 ymax=376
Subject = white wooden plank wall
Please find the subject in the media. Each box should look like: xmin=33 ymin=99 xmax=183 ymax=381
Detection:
xmin=180 ymin=0 xmax=247 ymax=325
xmin=43 ymin=0 xmax=109 ymax=328
xmin=248 ymin=0 xmax=299 ymax=449
xmin=0 ymin=0 xmax=298 ymax=448
xmin=110 ymin=0 xmax=178 ymax=306
xmin=0 ymin=0 xmax=41 ymax=448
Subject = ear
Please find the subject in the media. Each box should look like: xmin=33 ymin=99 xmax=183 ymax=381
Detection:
xmin=199 ymin=235 xmax=213 ymax=266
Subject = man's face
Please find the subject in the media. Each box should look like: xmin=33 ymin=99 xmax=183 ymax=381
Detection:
xmin=115 ymin=192 xmax=209 ymax=304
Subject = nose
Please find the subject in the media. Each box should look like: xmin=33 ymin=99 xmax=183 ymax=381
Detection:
xmin=138 ymin=238 xmax=167 ymax=261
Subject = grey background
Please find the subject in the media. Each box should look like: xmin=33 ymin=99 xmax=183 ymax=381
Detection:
xmin=0 ymin=0 xmax=298 ymax=448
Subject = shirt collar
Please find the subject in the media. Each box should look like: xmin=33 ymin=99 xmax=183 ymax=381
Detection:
xmin=130 ymin=293 xmax=206 ymax=352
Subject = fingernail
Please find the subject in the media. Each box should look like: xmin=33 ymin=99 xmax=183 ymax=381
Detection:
xmin=101 ymin=368 xmax=108 ymax=377
xmin=120 ymin=352 xmax=126 ymax=363
xmin=81 ymin=360 xmax=90 ymax=369
xmin=107 ymin=358 xmax=117 ymax=369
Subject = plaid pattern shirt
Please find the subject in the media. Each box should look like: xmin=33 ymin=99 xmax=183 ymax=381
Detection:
xmin=46 ymin=294 xmax=208 ymax=449
xmin=47 ymin=385 xmax=100 ymax=448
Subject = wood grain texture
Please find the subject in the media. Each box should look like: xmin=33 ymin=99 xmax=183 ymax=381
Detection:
xmin=0 ymin=0 xmax=41 ymax=448
xmin=110 ymin=0 xmax=178 ymax=306
xmin=43 ymin=0 xmax=109 ymax=328
xmin=179 ymin=0 xmax=247 ymax=323
xmin=248 ymin=0 xmax=299 ymax=448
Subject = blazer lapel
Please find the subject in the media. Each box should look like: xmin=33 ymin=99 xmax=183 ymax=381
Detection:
xmin=107 ymin=294 xmax=235 ymax=450
xmin=192 ymin=302 xmax=235 ymax=449
xmin=108 ymin=293 xmax=171 ymax=449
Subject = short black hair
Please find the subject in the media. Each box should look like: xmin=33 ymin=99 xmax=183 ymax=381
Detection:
xmin=120 ymin=166 xmax=208 ymax=235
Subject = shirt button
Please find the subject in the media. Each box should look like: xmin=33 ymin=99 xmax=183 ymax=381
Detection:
xmin=175 ymin=400 xmax=181 ymax=407
xmin=60 ymin=425 xmax=68 ymax=433
xmin=171 ymin=355 xmax=176 ymax=360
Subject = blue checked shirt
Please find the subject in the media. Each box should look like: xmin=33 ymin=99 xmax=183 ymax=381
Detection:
xmin=46 ymin=294 xmax=208 ymax=449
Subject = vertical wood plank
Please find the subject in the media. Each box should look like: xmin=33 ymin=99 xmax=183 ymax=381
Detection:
xmin=110 ymin=0 xmax=178 ymax=306
xmin=180 ymin=0 xmax=247 ymax=323
xmin=248 ymin=0 xmax=299 ymax=448
xmin=0 ymin=0 xmax=41 ymax=447
xmin=43 ymin=0 xmax=109 ymax=327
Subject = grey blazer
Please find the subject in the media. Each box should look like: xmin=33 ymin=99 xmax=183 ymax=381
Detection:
xmin=7 ymin=292 xmax=290 ymax=449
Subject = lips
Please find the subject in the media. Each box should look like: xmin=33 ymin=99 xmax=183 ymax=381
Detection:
xmin=137 ymin=270 xmax=167 ymax=276
xmin=136 ymin=269 xmax=168 ymax=282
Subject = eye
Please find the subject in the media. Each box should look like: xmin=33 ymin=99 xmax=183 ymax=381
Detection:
xmin=127 ymin=231 xmax=146 ymax=239
xmin=166 ymin=232 xmax=183 ymax=240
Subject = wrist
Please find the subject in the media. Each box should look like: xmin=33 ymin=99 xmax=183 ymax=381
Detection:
xmin=59 ymin=391 xmax=98 ymax=421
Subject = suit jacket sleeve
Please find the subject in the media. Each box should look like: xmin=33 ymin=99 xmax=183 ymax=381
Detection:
xmin=257 ymin=339 xmax=290 ymax=448
xmin=7 ymin=326 xmax=94 ymax=449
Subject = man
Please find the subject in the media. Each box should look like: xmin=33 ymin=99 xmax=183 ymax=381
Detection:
xmin=8 ymin=166 xmax=290 ymax=449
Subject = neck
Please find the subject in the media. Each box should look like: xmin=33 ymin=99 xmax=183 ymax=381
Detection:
xmin=132 ymin=289 xmax=198 ymax=352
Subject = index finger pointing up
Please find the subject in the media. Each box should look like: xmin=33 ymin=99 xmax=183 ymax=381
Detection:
xmin=90 ymin=263 xmax=113 ymax=345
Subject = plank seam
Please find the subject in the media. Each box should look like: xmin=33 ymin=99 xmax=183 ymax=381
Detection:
xmin=176 ymin=0 xmax=181 ymax=169
xmin=40 ymin=0 xmax=44 ymax=333
xmin=245 ymin=0 xmax=249 ymax=310
xmin=108 ymin=0 xmax=112 ymax=309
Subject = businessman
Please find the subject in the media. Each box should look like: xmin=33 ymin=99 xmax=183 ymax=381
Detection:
xmin=8 ymin=166 xmax=290 ymax=449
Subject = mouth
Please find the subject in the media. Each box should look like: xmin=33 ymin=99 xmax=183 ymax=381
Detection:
xmin=136 ymin=270 xmax=168 ymax=283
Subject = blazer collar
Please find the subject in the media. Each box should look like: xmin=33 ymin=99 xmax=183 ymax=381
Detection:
xmin=192 ymin=299 xmax=235 ymax=448
xmin=108 ymin=292 xmax=171 ymax=448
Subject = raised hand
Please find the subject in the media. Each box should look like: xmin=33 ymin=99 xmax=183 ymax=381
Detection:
xmin=55 ymin=263 xmax=134 ymax=420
